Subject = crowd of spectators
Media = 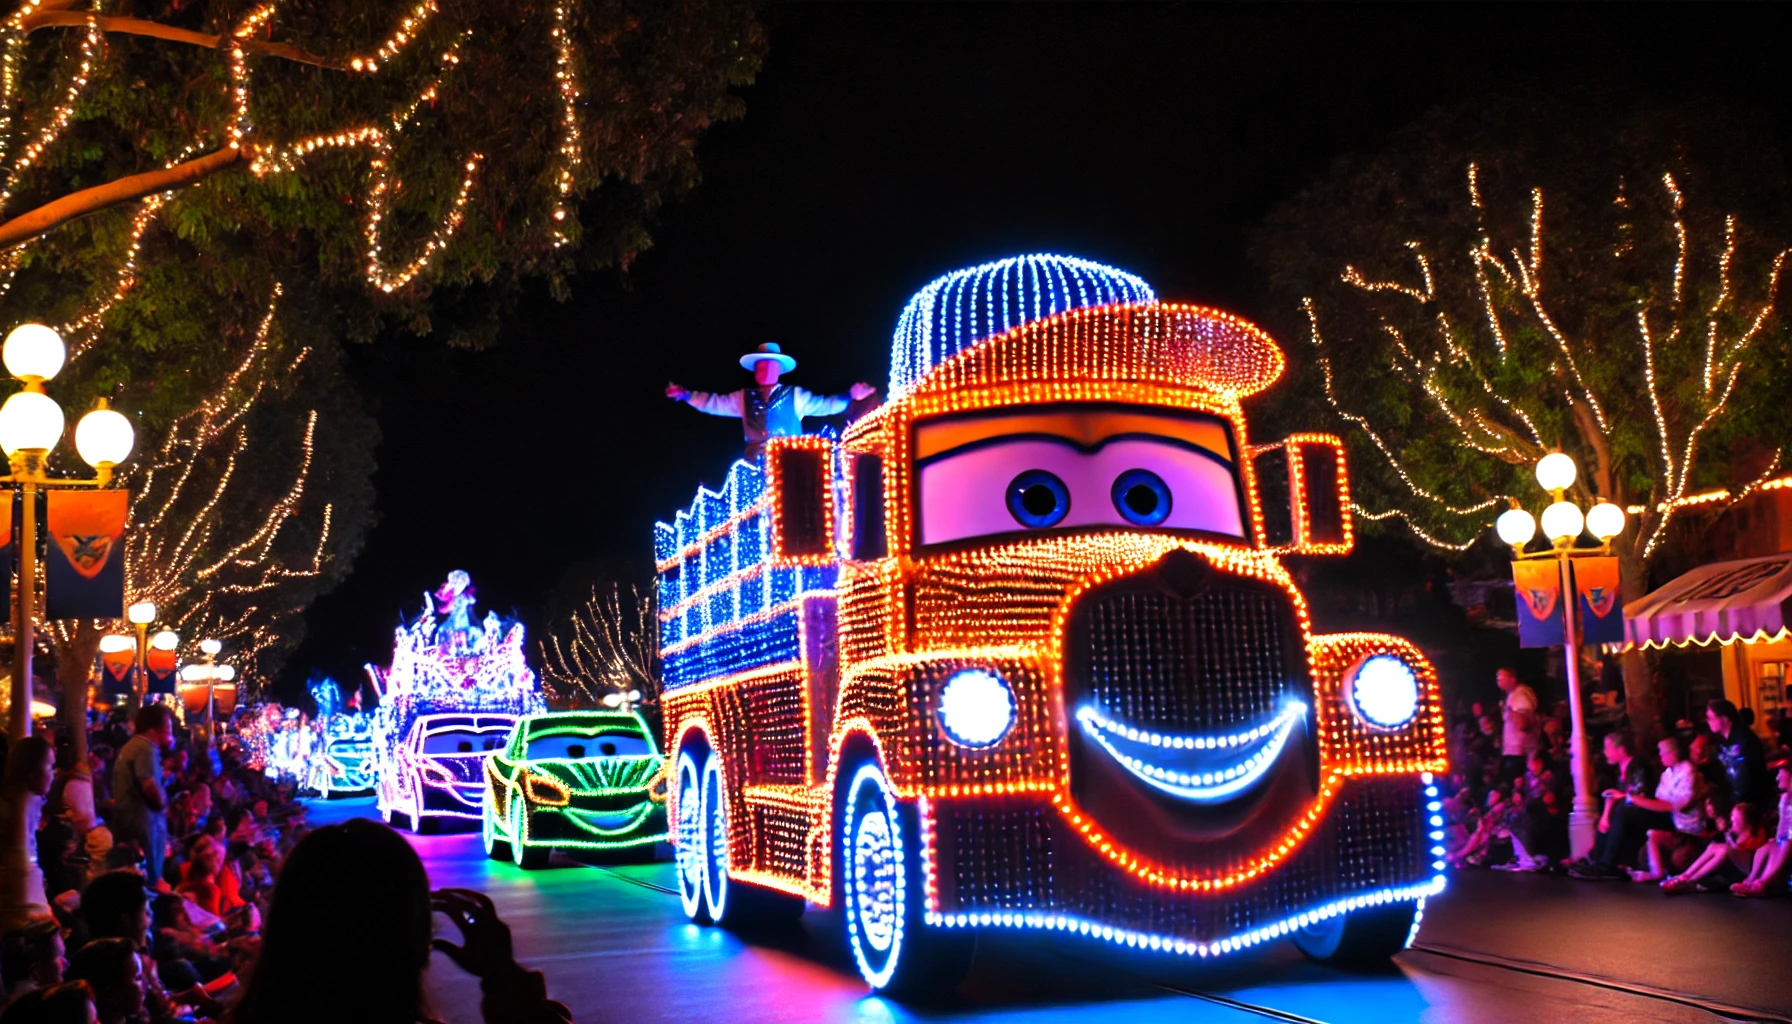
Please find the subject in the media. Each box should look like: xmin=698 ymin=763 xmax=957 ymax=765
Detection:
xmin=1443 ymin=668 xmax=1792 ymax=899
xmin=0 ymin=704 xmax=573 ymax=1024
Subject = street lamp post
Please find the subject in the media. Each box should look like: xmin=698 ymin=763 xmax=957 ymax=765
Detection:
xmin=0 ymin=324 xmax=135 ymax=739
xmin=180 ymin=638 xmax=233 ymax=742
xmin=1495 ymin=452 xmax=1627 ymax=861
xmin=126 ymin=600 xmax=156 ymax=713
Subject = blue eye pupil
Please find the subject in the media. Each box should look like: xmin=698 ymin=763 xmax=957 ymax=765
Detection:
xmin=1021 ymin=485 xmax=1059 ymax=517
xmin=1007 ymin=470 xmax=1070 ymax=528
xmin=1112 ymin=469 xmax=1172 ymax=526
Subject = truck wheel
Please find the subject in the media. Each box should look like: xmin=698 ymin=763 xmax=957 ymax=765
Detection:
xmin=1290 ymin=898 xmax=1420 ymax=966
xmin=482 ymin=799 xmax=511 ymax=861
xmin=704 ymin=750 xmax=805 ymax=929
xmin=839 ymin=760 xmax=975 ymax=997
xmin=698 ymin=754 xmax=731 ymax=921
xmin=674 ymin=750 xmax=710 ymax=923
xmin=383 ymin=805 xmax=412 ymax=832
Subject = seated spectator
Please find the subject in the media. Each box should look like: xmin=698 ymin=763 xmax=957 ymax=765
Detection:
xmin=1731 ymin=758 xmax=1792 ymax=897
xmin=229 ymin=819 xmax=570 ymax=1024
xmin=1708 ymin=699 xmax=1770 ymax=807
xmin=1631 ymin=737 xmax=1711 ymax=882
xmin=35 ymin=820 xmax=78 ymax=908
xmin=0 ymin=920 xmax=65 ymax=1002
xmin=1688 ymin=732 xmax=1728 ymax=799
xmin=1569 ymin=731 xmax=1655 ymax=878
xmin=0 ymin=978 xmax=97 ymax=1024
xmin=63 ymin=939 xmax=142 ymax=1024
xmin=1663 ymin=801 xmax=1770 ymax=893
xmin=177 ymin=835 xmax=244 ymax=919
xmin=1447 ymin=787 xmax=1510 ymax=868
xmin=1498 ymin=750 xmax=1564 ymax=871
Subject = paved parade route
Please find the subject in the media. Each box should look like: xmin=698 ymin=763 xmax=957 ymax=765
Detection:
xmin=306 ymin=798 xmax=1785 ymax=1024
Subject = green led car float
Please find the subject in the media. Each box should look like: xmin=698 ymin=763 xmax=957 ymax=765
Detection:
xmin=483 ymin=710 xmax=670 ymax=869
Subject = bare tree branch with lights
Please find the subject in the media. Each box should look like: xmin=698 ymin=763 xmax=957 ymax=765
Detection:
xmin=1252 ymin=101 xmax=1792 ymax=736
xmin=539 ymin=582 xmax=661 ymax=712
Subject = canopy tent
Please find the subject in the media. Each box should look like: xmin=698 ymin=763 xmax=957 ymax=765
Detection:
xmin=1625 ymin=553 xmax=1792 ymax=650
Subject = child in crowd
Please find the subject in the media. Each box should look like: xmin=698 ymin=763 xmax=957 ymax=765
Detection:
xmin=1731 ymin=758 xmax=1791 ymax=897
xmin=1662 ymin=802 xmax=1770 ymax=893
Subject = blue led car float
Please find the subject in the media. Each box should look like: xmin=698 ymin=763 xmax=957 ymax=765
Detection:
xmin=655 ymin=254 xmax=1448 ymax=996
xmin=302 ymin=676 xmax=378 ymax=797
xmin=482 ymin=710 xmax=669 ymax=869
xmin=370 ymin=571 xmax=546 ymax=832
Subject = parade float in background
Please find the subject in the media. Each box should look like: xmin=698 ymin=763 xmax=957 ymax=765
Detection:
xmin=371 ymin=571 xmax=546 ymax=831
xmin=302 ymin=677 xmax=378 ymax=796
xmin=655 ymin=253 xmax=1449 ymax=995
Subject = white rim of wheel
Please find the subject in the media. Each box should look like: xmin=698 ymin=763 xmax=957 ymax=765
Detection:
xmin=701 ymin=756 xmax=729 ymax=920
xmin=482 ymin=798 xmax=496 ymax=853
xmin=844 ymin=763 xmax=905 ymax=989
xmin=675 ymin=752 xmax=705 ymax=919
xmin=511 ymin=794 xmax=528 ymax=866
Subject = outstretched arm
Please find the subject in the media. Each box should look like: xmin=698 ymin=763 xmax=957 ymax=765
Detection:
xmin=669 ymin=385 xmax=744 ymax=417
xmin=795 ymin=382 xmax=876 ymax=418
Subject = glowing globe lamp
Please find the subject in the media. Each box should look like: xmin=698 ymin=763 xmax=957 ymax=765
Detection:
xmin=3 ymin=323 xmax=66 ymax=381
xmin=1534 ymin=452 xmax=1577 ymax=493
xmin=937 ymin=668 xmax=1016 ymax=747
xmin=1541 ymin=501 xmax=1585 ymax=543
xmin=1347 ymin=654 xmax=1420 ymax=729
xmin=1494 ymin=508 xmax=1536 ymax=547
xmin=127 ymin=601 xmax=157 ymax=626
xmin=1585 ymin=501 xmax=1625 ymax=541
xmin=150 ymin=629 xmax=179 ymax=651
xmin=98 ymin=635 xmax=135 ymax=653
xmin=0 ymin=391 xmax=64 ymax=455
xmin=199 ymin=639 xmax=223 ymax=657
xmin=74 ymin=403 xmax=135 ymax=468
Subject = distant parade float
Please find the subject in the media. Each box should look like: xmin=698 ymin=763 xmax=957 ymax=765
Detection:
xmin=481 ymin=710 xmax=669 ymax=868
xmin=655 ymin=254 xmax=1448 ymax=994
xmin=370 ymin=571 xmax=546 ymax=831
xmin=303 ymin=677 xmax=378 ymax=797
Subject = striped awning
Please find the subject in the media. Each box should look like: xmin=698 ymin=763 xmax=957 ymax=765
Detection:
xmin=1625 ymin=552 xmax=1792 ymax=650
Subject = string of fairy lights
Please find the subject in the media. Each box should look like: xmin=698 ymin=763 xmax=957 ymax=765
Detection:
xmin=108 ymin=284 xmax=335 ymax=684
xmin=1305 ymin=164 xmax=1791 ymax=557
xmin=3 ymin=0 xmax=590 ymax=327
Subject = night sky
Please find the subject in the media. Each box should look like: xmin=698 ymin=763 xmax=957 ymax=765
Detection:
xmin=279 ymin=4 xmax=1792 ymax=697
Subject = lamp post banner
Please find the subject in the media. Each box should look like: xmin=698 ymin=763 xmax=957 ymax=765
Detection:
xmin=1513 ymin=558 xmax=1566 ymax=648
xmin=0 ymin=490 xmax=12 ymax=596
xmin=1571 ymin=556 xmax=1625 ymax=645
xmin=44 ymin=488 xmax=127 ymax=619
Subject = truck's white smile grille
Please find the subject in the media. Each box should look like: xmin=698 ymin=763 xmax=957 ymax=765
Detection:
xmin=1075 ymin=700 xmax=1306 ymax=804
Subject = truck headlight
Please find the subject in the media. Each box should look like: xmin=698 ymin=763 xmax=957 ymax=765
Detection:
xmin=1346 ymin=654 xmax=1420 ymax=729
xmin=937 ymin=668 xmax=1015 ymax=748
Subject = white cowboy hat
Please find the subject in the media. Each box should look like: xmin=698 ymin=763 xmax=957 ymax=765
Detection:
xmin=739 ymin=342 xmax=798 ymax=373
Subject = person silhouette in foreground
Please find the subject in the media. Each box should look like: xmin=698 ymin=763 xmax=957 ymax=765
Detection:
xmin=667 ymin=342 xmax=876 ymax=459
xmin=228 ymin=819 xmax=570 ymax=1024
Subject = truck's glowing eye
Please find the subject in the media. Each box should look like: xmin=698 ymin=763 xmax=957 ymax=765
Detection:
xmin=1111 ymin=469 xmax=1172 ymax=526
xmin=938 ymin=669 xmax=1016 ymax=747
xmin=1006 ymin=470 xmax=1070 ymax=528
xmin=1347 ymin=654 xmax=1420 ymax=729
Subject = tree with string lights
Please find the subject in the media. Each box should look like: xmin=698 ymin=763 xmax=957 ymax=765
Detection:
xmin=0 ymin=0 xmax=759 ymax=751
xmin=539 ymin=582 xmax=660 ymax=713
xmin=1251 ymin=101 xmax=1792 ymax=736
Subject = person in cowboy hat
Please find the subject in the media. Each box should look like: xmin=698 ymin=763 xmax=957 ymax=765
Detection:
xmin=667 ymin=343 xmax=876 ymax=458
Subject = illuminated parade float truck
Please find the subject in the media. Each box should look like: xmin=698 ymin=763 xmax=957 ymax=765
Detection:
xmin=371 ymin=571 xmax=546 ymax=832
xmin=656 ymin=255 xmax=1449 ymax=995
xmin=302 ymin=677 xmax=378 ymax=797
xmin=481 ymin=710 xmax=669 ymax=868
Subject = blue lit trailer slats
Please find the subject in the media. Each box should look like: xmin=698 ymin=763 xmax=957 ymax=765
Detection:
xmin=656 ymin=452 xmax=840 ymax=690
